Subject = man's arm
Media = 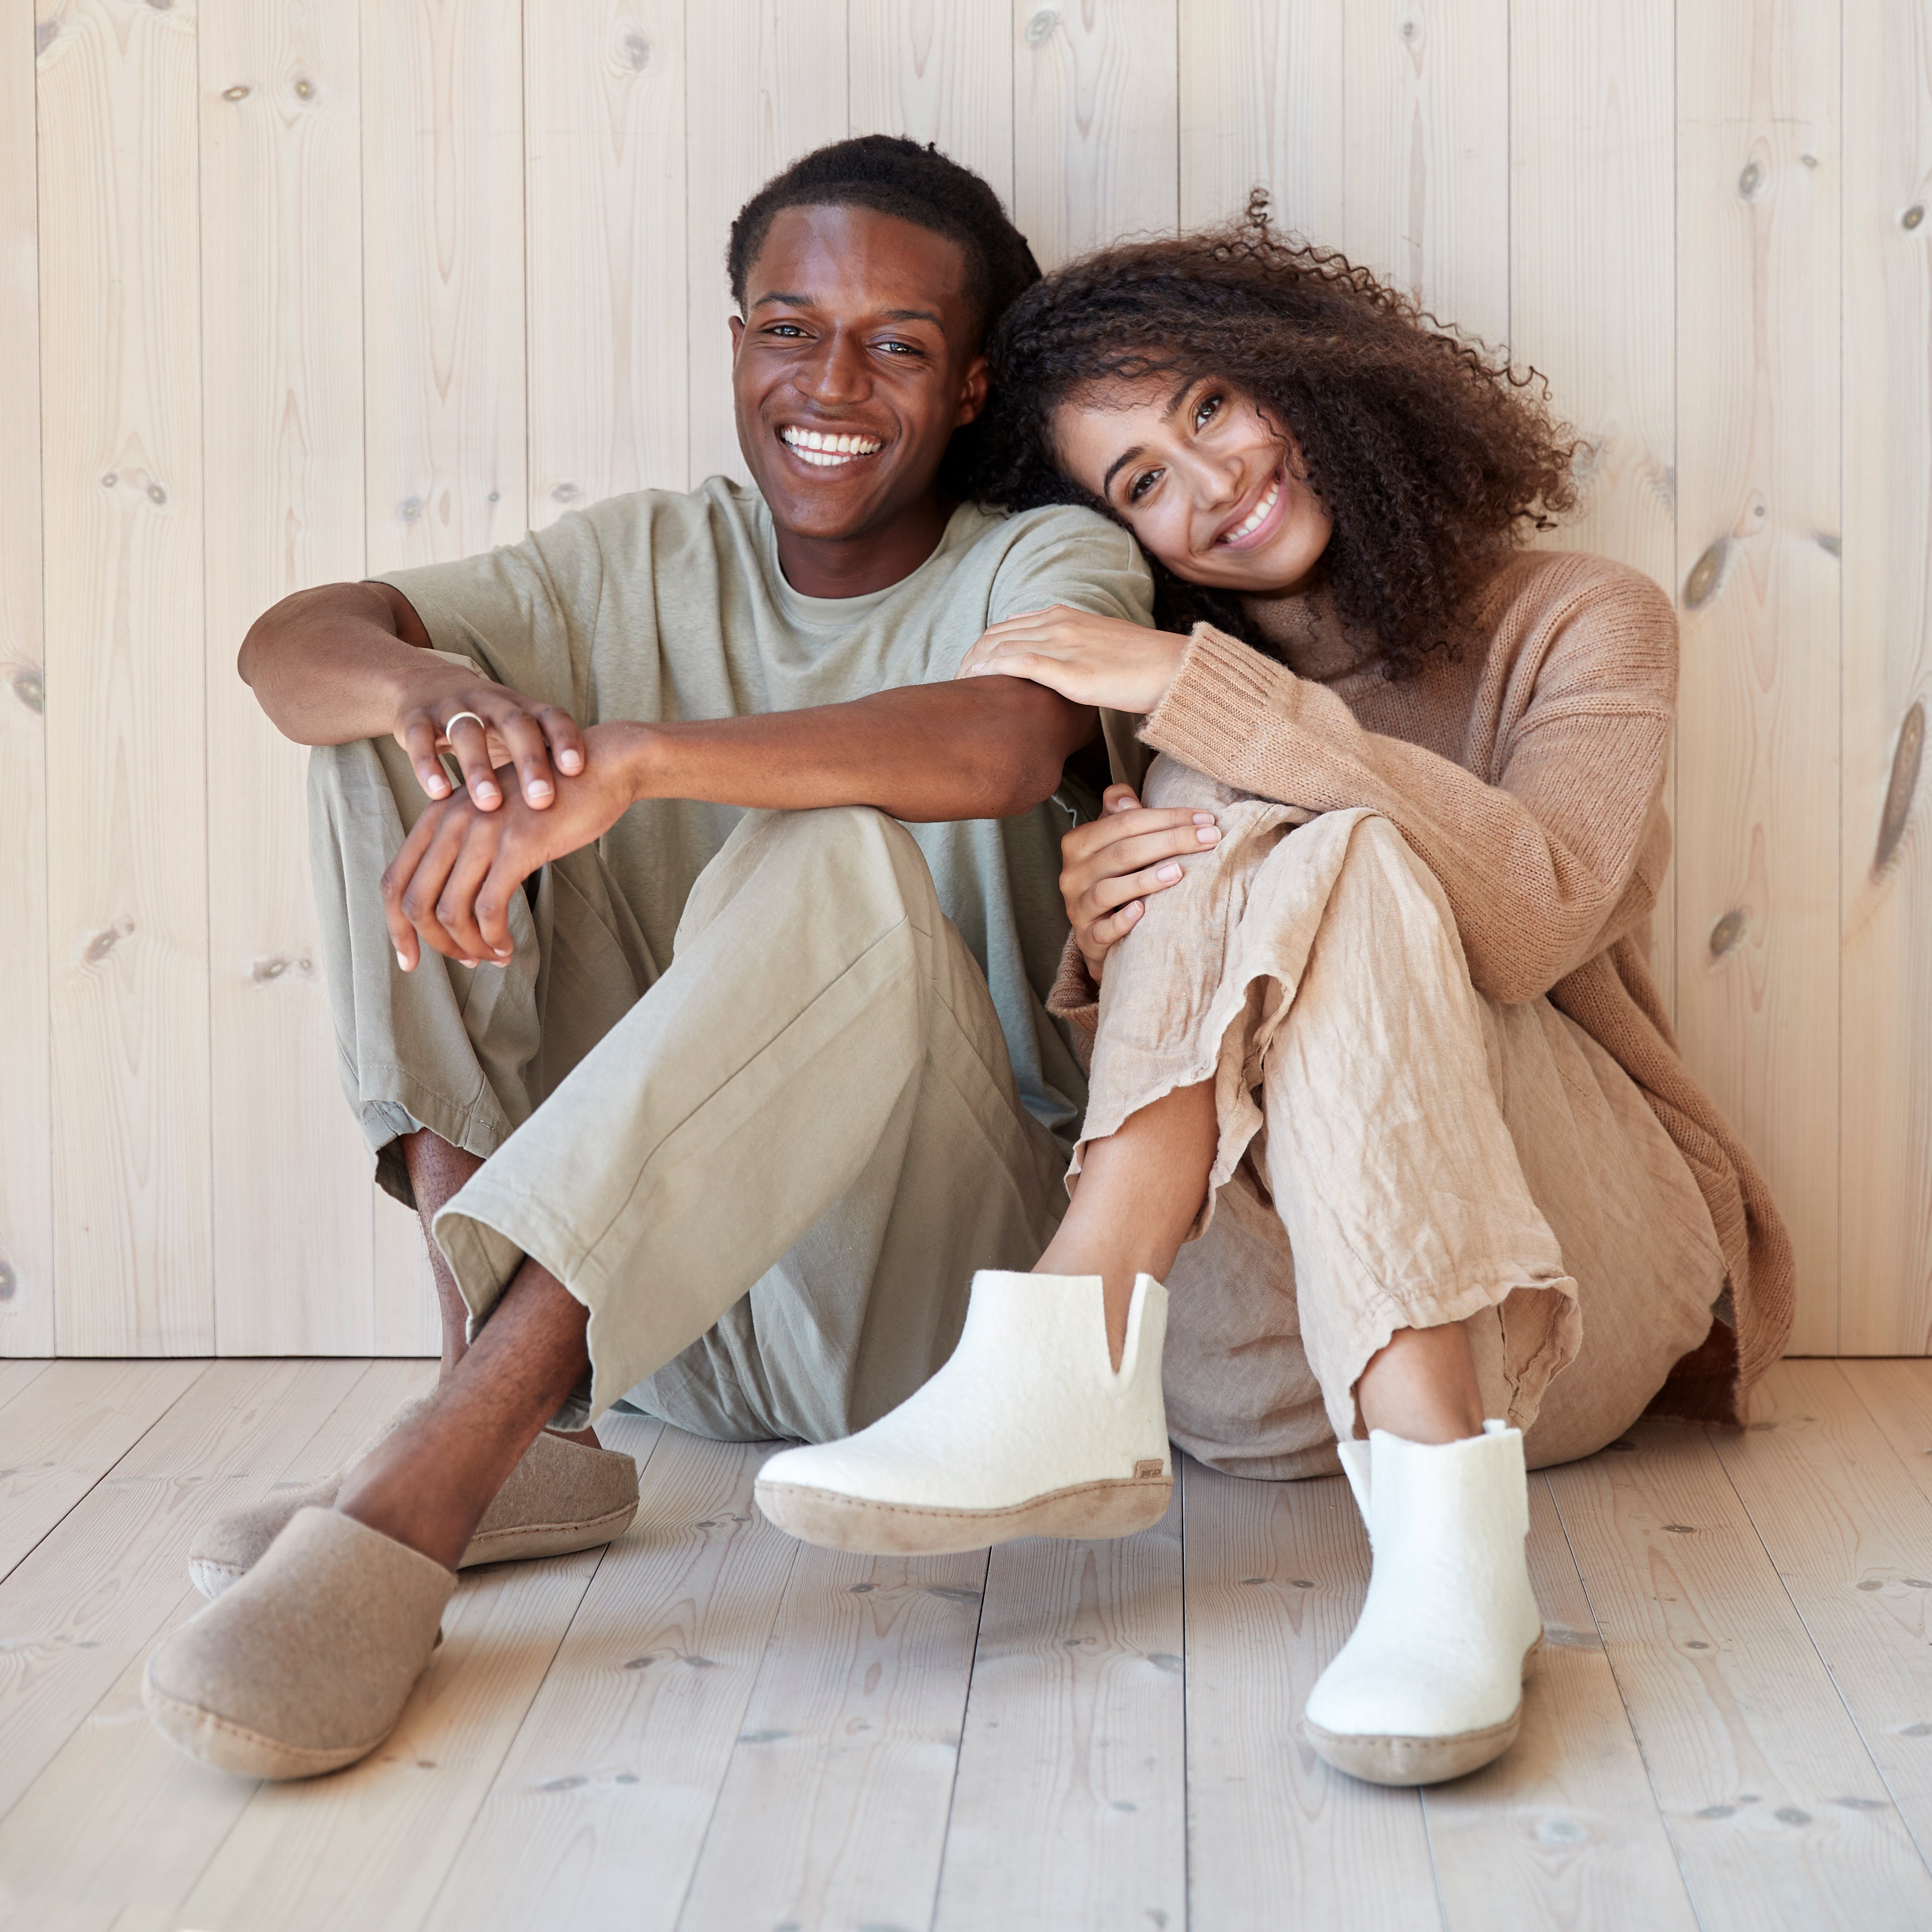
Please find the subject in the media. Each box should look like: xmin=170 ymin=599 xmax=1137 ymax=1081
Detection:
xmin=384 ymin=682 xmax=1097 ymax=969
xmin=238 ymin=582 xmax=587 ymax=811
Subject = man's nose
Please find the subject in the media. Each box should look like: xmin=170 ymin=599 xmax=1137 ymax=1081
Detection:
xmin=795 ymin=330 xmax=870 ymax=405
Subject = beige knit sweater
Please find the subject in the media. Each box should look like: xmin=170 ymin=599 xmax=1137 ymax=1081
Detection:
xmin=1049 ymin=549 xmax=1793 ymax=1427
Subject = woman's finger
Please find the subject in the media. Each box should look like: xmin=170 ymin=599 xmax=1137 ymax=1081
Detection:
xmin=442 ymin=712 xmax=503 ymax=810
xmin=1082 ymin=856 xmax=1190 ymax=918
xmin=1064 ymin=812 xmax=1219 ymax=874
xmin=1085 ymin=898 xmax=1145 ymax=949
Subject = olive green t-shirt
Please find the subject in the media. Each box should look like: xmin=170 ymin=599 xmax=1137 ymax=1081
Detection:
xmin=376 ymin=477 xmax=1154 ymax=1146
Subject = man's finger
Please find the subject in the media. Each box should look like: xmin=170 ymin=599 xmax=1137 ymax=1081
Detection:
xmin=474 ymin=849 xmax=527 ymax=960
xmin=536 ymin=704 xmax=586 ymax=777
xmin=381 ymin=808 xmax=446 ymax=967
xmin=399 ymin=712 xmax=454 ymax=800
xmin=395 ymin=811 xmax=470 ymax=960
xmin=441 ymin=712 xmax=504 ymax=811
xmin=494 ymin=716 xmax=557 ymax=809
xmin=434 ymin=824 xmax=499 ymax=962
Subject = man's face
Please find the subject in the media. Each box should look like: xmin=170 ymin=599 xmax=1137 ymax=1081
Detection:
xmin=731 ymin=204 xmax=987 ymax=544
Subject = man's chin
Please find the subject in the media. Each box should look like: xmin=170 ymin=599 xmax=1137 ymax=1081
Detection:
xmin=752 ymin=469 xmax=897 ymax=543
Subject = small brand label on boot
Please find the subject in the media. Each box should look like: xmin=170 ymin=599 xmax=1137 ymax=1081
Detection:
xmin=1134 ymin=1460 xmax=1165 ymax=1480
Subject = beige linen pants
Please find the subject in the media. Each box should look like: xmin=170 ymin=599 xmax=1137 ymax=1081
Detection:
xmin=310 ymin=737 xmax=1068 ymax=1438
xmin=1081 ymin=757 xmax=1727 ymax=1480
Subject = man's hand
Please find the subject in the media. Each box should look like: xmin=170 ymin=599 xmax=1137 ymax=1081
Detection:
xmin=383 ymin=723 xmax=638 ymax=969
xmin=391 ymin=662 xmax=587 ymax=814
xmin=958 ymin=605 xmax=1191 ymax=715
xmin=1060 ymin=783 xmax=1221 ymax=982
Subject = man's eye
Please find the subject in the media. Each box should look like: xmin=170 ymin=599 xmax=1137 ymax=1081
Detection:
xmin=1195 ymin=392 xmax=1223 ymax=429
xmin=767 ymin=323 xmax=807 ymax=338
xmin=876 ymin=339 xmax=918 ymax=356
xmin=1128 ymin=468 xmax=1162 ymax=503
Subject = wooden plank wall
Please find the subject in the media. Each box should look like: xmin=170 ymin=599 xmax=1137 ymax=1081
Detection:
xmin=6 ymin=0 xmax=1926 ymax=1357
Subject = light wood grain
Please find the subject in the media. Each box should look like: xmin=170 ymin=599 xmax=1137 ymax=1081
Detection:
xmin=525 ymin=0 xmax=688 ymax=522
xmin=0 ymin=1356 xmax=362 ymax=1814
xmin=200 ymin=0 xmax=378 ymax=1357
xmin=0 ymin=1357 xmax=204 ymax=1582
xmin=683 ymin=0 xmax=850 ymax=488
xmin=1673 ymin=0 xmax=1843 ymax=1354
xmin=850 ymin=0 xmax=1016 ymax=208
xmin=1547 ymin=1419 xmax=1932 ymax=1930
xmin=677 ymin=1540 xmax=990 ymax=1931
xmin=1841 ymin=1360 xmax=1932 ymax=1510
xmin=1714 ymin=1361 xmax=1932 ymax=1860
xmin=1343 ymin=0 xmax=1510 ymax=345
xmin=0 ymin=2 xmax=52 ymax=1358
xmin=1014 ymin=0 xmax=1180 ymax=271
xmin=1509 ymin=0 xmax=1679 ymax=1010
xmin=1180 ymin=1455 xmax=1444 ymax=1931
xmin=1422 ymin=1476 xmax=1700 ymax=1930
xmin=934 ymin=1486 xmax=1184 ymax=1931
xmin=1840 ymin=0 xmax=1932 ymax=1355
xmin=38 ymin=0 xmax=214 ymax=1356
xmin=0 ymin=1359 xmax=430 ymax=1929
xmin=1178 ymin=0 xmax=1345 ymax=237
xmin=423 ymin=1425 xmax=803 ymax=1932
xmin=362 ymin=0 xmax=527 ymax=571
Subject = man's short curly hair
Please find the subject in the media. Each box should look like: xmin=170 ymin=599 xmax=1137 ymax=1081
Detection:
xmin=971 ymin=197 xmax=1581 ymax=679
xmin=727 ymin=135 xmax=1040 ymax=342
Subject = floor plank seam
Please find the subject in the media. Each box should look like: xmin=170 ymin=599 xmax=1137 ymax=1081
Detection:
xmin=922 ymin=1536 xmax=994 ymax=1932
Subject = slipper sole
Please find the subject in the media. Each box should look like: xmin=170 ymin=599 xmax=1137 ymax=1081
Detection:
xmin=754 ymin=1471 xmax=1172 ymax=1556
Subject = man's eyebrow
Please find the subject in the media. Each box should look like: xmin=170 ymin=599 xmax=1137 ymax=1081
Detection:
xmin=751 ymin=292 xmax=814 ymax=310
xmin=749 ymin=295 xmax=945 ymax=329
xmin=880 ymin=307 xmax=945 ymax=326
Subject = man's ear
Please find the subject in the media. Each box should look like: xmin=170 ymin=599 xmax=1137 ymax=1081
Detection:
xmin=728 ymin=315 xmax=745 ymax=361
xmin=954 ymin=351 xmax=989 ymax=429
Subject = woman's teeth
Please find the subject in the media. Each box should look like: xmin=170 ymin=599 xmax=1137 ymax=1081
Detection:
xmin=1221 ymin=475 xmax=1281 ymax=543
xmin=781 ymin=427 xmax=883 ymax=468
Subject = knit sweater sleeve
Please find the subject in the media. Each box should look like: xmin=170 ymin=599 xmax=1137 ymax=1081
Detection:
xmin=1139 ymin=563 xmax=1677 ymax=1005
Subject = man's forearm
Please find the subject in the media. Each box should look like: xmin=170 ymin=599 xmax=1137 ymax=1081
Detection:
xmin=603 ymin=677 xmax=1096 ymax=823
xmin=238 ymin=582 xmax=432 ymax=745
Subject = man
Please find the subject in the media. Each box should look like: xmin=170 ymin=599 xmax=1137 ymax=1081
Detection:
xmin=141 ymin=137 xmax=1153 ymax=1779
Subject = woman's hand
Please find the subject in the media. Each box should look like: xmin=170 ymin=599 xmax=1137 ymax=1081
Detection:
xmin=1060 ymin=784 xmax=1221 ymax=983
xmin=390 ymin=661 xmax=587 ymax=813
xmin=957 ymin=606 xmax=1190 ymax=714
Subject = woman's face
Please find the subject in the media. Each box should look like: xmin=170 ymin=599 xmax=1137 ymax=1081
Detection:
xmin=1051 ymin=377 xmax=1333 ymax=595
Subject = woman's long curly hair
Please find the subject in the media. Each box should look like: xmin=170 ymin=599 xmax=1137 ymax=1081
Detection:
xmin=972 ymin=198 xmax=1581 ymax=679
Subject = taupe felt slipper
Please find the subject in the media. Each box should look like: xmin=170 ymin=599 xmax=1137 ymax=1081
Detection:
xmin=145 ymin=1507 xmax=456 ymax=1781
xmin=189 ymin=1406 xmax=638 ymax=1599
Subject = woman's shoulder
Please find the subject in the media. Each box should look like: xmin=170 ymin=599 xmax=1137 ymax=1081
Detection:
xmin=1469 ymin=549 xmax=1678 ymax=709
xmin=1477 ymin=548 xmax=1675 ymax=635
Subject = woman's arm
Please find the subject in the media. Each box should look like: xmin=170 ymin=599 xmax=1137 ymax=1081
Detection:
xmin=1140 ymin=582 xmax=1675 ymax=1004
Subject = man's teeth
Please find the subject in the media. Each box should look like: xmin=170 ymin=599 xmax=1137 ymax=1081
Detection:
xmin=781 ymin=427 xmax=883 ymax=467
xmin=1222 ymin=476 xmax=1282 ymax=542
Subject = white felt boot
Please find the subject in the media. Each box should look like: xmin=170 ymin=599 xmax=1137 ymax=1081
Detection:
xmin=755 ymin=1271 xmax=1171 ymax=1556
xmin=1303 ymin=1420 xmax=1544 ymax=1786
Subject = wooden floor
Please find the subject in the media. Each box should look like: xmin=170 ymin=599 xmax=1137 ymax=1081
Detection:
xmin=2 ymin=1361 xmax=1931 ymax=1929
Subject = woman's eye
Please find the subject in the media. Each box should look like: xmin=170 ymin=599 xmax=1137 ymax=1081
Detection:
xmin=1195 ymin=392 xmax=1223 ymax=430
xmin=1128 ymin=468 xmax=1162 ymax=503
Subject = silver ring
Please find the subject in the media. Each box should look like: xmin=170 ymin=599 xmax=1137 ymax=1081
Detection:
xmin=443 ymin=710 xmax=485 ymax=735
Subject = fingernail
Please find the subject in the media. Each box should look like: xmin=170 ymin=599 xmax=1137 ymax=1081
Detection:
xmin=395 ymin=949 xmax=409 ymax=970
xmin=559 ymin=751 xmax=583 ymax=773
xmin=477 ymin=787 xmax=499 ymax=806
xmin=1125 ymin=901 xmax=1142 ymax=917
xmin=1197 ymin=825 xmax=1221 ymax=843
xmin=493 ymin=945 xmax=512 ymax=958
xmin=1193 ymin=812 xmax=1216 ymax=824
xmin=1156 ymin=862 xmax=1182 ymax=882
xmin=428 ymin=775 xmax=448 ymax=796
xmin=528 ymin=781 xmax=554 ymax=802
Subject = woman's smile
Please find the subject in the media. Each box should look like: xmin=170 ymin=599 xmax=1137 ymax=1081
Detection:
xmin=1214 ymin=465 xmax=1287 ymax=550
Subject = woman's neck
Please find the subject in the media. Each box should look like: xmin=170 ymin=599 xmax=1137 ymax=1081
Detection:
xmin=1240 ymin=569 xmax=1370 ymax=683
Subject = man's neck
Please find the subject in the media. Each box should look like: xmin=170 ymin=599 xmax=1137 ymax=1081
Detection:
xmin=772 ymin=494 xmax=957 ymax=599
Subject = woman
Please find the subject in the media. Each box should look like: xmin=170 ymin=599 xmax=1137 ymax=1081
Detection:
xmin=757 ymin=214 xmax=1791 ymax=1787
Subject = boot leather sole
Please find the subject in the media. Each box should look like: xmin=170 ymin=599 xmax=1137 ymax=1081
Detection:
xmin=755 ymin=1471 xmax=1172 ymax=1556
xmin=187 ymin=1501 xmax=639 ymax=1601
xmin=1303 ymin=1634 xmax=1544 ymax=1787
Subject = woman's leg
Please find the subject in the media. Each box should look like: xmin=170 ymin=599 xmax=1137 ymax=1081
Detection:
xmin=1034 ymin=1079 xmax=1218 ymax=1368
xmin=1356 ymin=1323 xmax=1484 ymax=1444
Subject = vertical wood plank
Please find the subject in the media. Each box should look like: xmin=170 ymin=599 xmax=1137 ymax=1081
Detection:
xmin=525 ymin=0 xmax=689 ymax=521
xmin=1344 ymin=0 xmax=1511 ymax=345
xmin=849 ymin=0 xmax=1015 ymax=208
xmin=1510 ymin=0 xmax=1679 ymax=1010
xmin=683 ymin=1 xmax=850 ymax=488
xmin=1674 ymin=0 xmax=1842 ymax=1353
xmin=201 ymin=0 xmax=378 ymax=1356
xmin=1178 ymin=0 xmax=1345 ymax=238
xmin=1013 ymin=0 xmax=1180 ymax=272
xmin=1 ymin=4 xmax=52 ymax=1356
xmin=1180 ymin=1458 xmax=1445 ymax=1931
xmin=933 ymin=1491 xmax=1185 ymax=1931
xmin=362 ymin=0 xmax=527 ymax=571
xmin=1839 ymin=1361 xmax=1932 ymax=1510
xmin=1840 ymin=0 xmax=1932 ymax=1354
xmin=38 ymin=0 xmax=214 ymax=1355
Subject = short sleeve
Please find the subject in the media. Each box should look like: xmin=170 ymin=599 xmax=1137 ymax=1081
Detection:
xmin=371 ymin=509 xmax=610 ymax=719
xmin=985 ymin=505 xmax=1155 ymax=631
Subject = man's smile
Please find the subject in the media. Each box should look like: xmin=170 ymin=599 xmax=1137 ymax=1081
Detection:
xmin=779 ymin=424 xmax=887 ymax=469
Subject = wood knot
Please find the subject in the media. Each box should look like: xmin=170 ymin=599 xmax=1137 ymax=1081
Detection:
xmin=10 ymin=667 xmax=44 ymax=714
xmin=1875 ymin=701 xmax=1923 ymax=875
xmin=222 ymin=84 xmax=250 ymax=102
xmin=621 ymin=30 xmax=650 ymax=70
xmin=1024 ymin=9 xmax=1058 ymax=45
xmin=83 ymin=917 xmax=135 ymax=964
xmin=1682 ymin=538 xmax=1728 ymax=610
xmin=1737 ymin=159 xmax=1767 ymax=201
xmin=36 ymin=20 xmax=58 ymax=57
xmin=1904 ymin=202 xmax=1926 ymax=231
xmin=0 ymin=1258 xmax=15 ymax=1301
xmin=1708 ymin=908 xmax=1746 ymax=958
xmin=550 ymin=482 xmax=581 ymax=503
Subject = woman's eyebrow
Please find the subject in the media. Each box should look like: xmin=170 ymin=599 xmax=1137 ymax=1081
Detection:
xmin=1101 ymin=445 xmax=1146 ymax=495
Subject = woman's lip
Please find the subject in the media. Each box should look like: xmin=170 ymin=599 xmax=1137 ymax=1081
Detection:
xmin=1213 ymin=465 xmax=1289 ymax=551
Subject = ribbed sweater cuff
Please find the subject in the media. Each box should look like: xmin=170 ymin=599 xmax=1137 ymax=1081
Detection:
xmin=1141 ymin=624 xmax=1291 ymax=772
xmin=1046 ymin=934 xmax=1100 ymax=1069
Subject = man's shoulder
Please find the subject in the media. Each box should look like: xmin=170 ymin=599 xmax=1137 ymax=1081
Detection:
xmin=951 ymin=498 xmax=1138 ymax=563
xmin=570 ymin=476 xmax=758 ymax=547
